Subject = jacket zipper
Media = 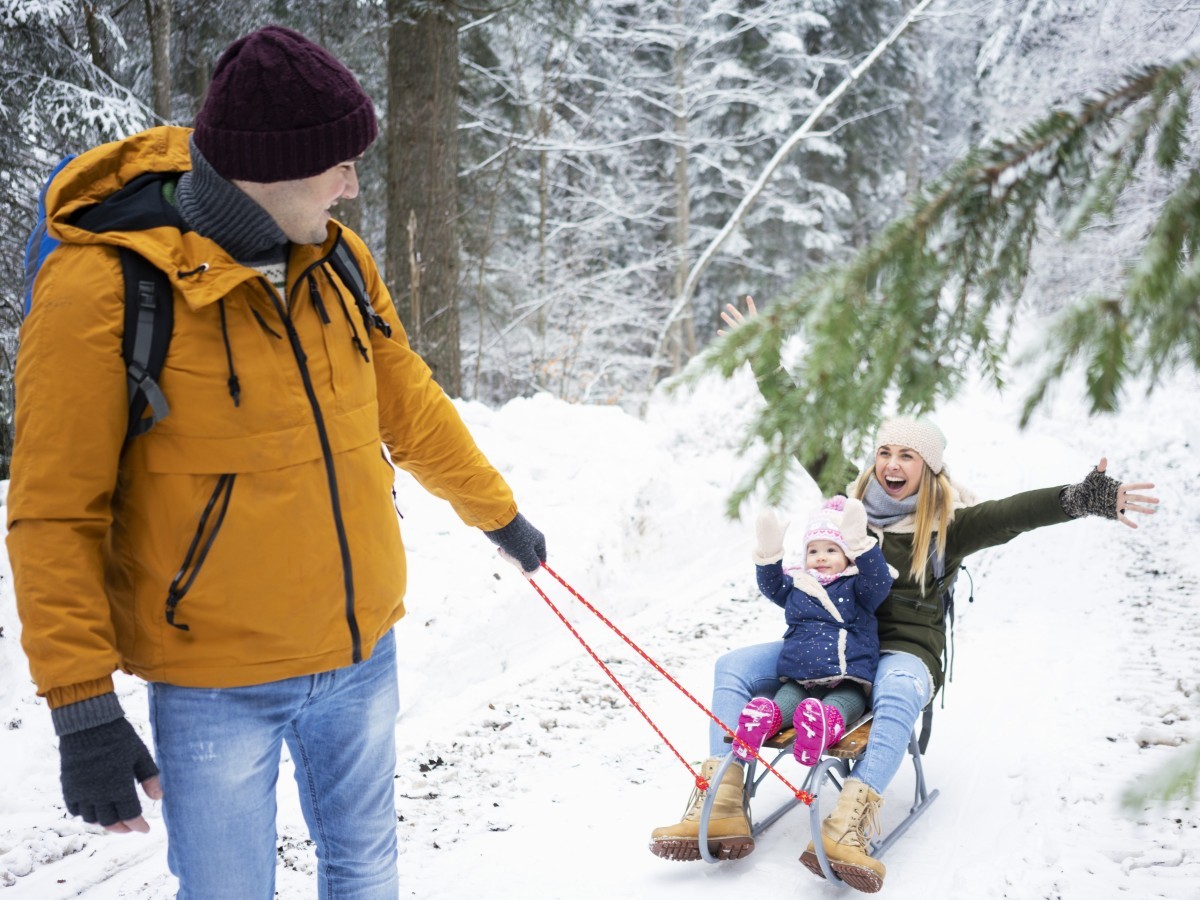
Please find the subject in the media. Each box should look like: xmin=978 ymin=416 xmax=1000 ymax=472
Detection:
xmin=262 ymin=264 xmax=363 ymax=663
xmin=165 ymin=473 xmax=236 ymax=631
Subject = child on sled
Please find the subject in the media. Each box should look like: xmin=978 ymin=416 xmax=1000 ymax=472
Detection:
xmin=732 ymin=495 xmax=895 ymax=766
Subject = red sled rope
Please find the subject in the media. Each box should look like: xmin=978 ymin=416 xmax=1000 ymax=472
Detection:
xmin=525 ymin=563 xmax=812 ymax=805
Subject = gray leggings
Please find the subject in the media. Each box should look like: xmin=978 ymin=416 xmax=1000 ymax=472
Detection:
xmin=771 ymin=679 xmax=867 ymax=729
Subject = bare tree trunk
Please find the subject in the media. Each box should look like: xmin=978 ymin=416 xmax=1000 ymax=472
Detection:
xmin=670 ymin=0 xmax=695 ymax=371
xmin=386 ymin=0 xmax=462 ymax=395
xmin=535 ymin=105 xmax=550 ymax=363
xmin=82 ymin=2 xmax=111 ymax=78
xmin=903 ymin=14 xmax=927 ymax=201
xmin=144 ymin=0 xmax=171 ymax=121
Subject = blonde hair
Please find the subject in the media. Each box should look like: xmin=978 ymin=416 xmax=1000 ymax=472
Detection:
xmin=853 ymin=464 xmax=956 ymax=590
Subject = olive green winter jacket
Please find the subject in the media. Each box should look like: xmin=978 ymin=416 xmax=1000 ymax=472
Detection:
xmin=866 ymin=485 xmax=1071 ymax=693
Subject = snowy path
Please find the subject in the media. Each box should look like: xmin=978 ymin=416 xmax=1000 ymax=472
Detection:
xmin=0 ymin=372 xmax=1197 ymax=898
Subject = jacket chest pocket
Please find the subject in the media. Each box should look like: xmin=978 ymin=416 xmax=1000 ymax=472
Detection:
xmin=160 ymin=295 xmax=312 ymax=431
xmin=882 ymin=593 xmax=944 ymax=628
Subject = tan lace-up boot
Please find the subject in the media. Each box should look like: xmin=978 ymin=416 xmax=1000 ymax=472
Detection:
xmin=799 ymin=777 xmax=886 ymax=892
xmin=648 ymin=757 xmax=754 ymax=861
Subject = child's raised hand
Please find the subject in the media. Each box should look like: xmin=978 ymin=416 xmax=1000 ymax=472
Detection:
xmin=752 ymin=508 xmax=790 ymax=565
xmin=840 ymin=497 xmax=876 ymax=559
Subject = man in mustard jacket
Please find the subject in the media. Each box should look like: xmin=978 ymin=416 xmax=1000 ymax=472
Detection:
xmin=7 ymin=25 xmax=545 ymax=899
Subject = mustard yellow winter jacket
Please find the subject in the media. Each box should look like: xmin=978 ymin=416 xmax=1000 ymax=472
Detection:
xmin=7 ymin=126 xmax=518 ymax=709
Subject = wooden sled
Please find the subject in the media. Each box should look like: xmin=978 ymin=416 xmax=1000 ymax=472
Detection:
xmin=697 ymin=715 xmax=939 ymax=882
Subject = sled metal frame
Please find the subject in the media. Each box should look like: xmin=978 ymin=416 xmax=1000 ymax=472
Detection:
xmin=697 ymin=716 xmax=939 ymax=883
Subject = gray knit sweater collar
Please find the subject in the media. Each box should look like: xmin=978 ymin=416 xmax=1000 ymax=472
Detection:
xmin=176 ymin=138 xmax=289 ymax=265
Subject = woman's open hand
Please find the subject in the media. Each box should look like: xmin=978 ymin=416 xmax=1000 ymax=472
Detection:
xmin=1096 ymin=457 xmax=1159 ymax=528
xmin=717 ymin=295 xmax=758 ymax=337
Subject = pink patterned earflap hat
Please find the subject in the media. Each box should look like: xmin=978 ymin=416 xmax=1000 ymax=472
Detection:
xmin=802 ymin=496 xmax=850 ymax=555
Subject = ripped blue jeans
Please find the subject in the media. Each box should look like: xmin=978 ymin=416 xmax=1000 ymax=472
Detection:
xmin=149 ymin=630 xmax=400 ymax=900
xmin=851 ymin=651 xmax=932 ymax=793
xmin=709 ymin=643 xmax=931 ymax=794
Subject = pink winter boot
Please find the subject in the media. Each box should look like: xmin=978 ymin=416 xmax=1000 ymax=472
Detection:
xmin=732 ymin=697 xmax=783 ymax=762
xmin=792 ymin=698 xmax=827 ymax=766
xmin=823 ymin=705 xmax=846 ymax=747
xmin=794 ymin=700 xmax=848 ymax=766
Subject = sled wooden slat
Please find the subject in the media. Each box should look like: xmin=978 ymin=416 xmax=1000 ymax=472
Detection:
xmin=761 ymin=728 xmax=796 ymax=749
xmin=825 ymin=718 xmax=871 ymax=759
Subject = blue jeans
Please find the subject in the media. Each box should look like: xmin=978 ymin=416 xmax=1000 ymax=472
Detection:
xmin=148 ymin=630 xmax=400 ymax=900
xmin=710 ymin=642 xmax=931 ymax=793
xmin=851 ymin=651 xmax=932 ymax=793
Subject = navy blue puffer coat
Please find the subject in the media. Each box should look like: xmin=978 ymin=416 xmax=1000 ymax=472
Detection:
xmin=756 ymin=543 xmax=894 ymax=688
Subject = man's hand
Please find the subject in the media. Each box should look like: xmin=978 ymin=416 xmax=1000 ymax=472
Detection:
xmin=59 ymin=718 xmax=162 ymax=833
xmin=484 ymin=513 xmax=547 ymax=575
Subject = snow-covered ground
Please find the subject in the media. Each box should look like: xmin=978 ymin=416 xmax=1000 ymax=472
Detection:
xmin=0 ymin=336 xmax=1196 ymax=898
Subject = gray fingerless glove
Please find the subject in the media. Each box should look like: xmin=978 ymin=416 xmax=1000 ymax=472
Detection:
xmin=59 ymin=718 xmax=159 ymax=827
xmin=484 ymin=512 xmax=547 ymax=574
xmin=1059 ymin=466 xmax=1121 ymax=519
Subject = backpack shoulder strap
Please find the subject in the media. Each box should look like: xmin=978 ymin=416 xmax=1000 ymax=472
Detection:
xmin=120 ymin=248 xmax=173 ymax=440
xmin=328 ymin=234 xmax=392 ymax=339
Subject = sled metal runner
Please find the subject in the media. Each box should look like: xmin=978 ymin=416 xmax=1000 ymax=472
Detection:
xmin=697 ymin=716 xmax=939 ymax=883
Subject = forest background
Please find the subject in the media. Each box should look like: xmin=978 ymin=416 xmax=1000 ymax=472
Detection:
xmin=1 ymin=0 xmax=1198 ymax=485
xmin=1 ymin=3 xmax=1198 ymax=891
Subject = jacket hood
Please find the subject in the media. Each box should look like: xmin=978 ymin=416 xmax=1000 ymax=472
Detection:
xmin=46 ymin=125 xmax=335 ymax=311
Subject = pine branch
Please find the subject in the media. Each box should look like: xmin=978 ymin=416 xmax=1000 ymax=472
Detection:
xmin=682 ymin=44 xmax=1200 ymax=503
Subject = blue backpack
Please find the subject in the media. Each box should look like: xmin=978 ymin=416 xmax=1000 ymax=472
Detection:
xmin=22 ymin=154 xmax=75 ymax=317
xmin=22 ymin=155 xmax=384 ymax=441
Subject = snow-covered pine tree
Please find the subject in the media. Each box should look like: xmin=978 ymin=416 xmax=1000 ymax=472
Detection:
xmin=0 ymin=0 xmax=156 ymax=479
xmin=457 ymin=0 xmax=918 ymax=403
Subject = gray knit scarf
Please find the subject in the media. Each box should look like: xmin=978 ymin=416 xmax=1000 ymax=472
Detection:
xmin=862 ymin=477 xmax=919 ymax=528
xmin=176 ymin=138 xmax=289 ymax=265
xmin=862 ymin=478 xmax=947 ymax=582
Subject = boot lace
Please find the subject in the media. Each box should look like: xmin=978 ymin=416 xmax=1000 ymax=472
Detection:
xmin=680 ymin=783 xmax=707 ymax=822
xmin=848 ymin=797 xmax=883 ymax=850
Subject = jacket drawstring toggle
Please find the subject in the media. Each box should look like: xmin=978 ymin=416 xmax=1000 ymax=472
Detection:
xmin=322 ymin=265 xmax=371 ymax=363
xmin=307 ymin=274 xmax=332 ymax=325
xmin=217 ymin=299 xmax=241 ymax=407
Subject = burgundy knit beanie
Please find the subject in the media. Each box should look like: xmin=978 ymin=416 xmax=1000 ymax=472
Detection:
xmin=194 ymin=25 xmax=377 ymax=183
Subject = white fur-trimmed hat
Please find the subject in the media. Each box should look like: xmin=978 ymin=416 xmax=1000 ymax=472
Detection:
xmin=802 ymin=496 xmax=850 ymax=555
xmin=876 ymin=415 xmax=947 ymax=474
